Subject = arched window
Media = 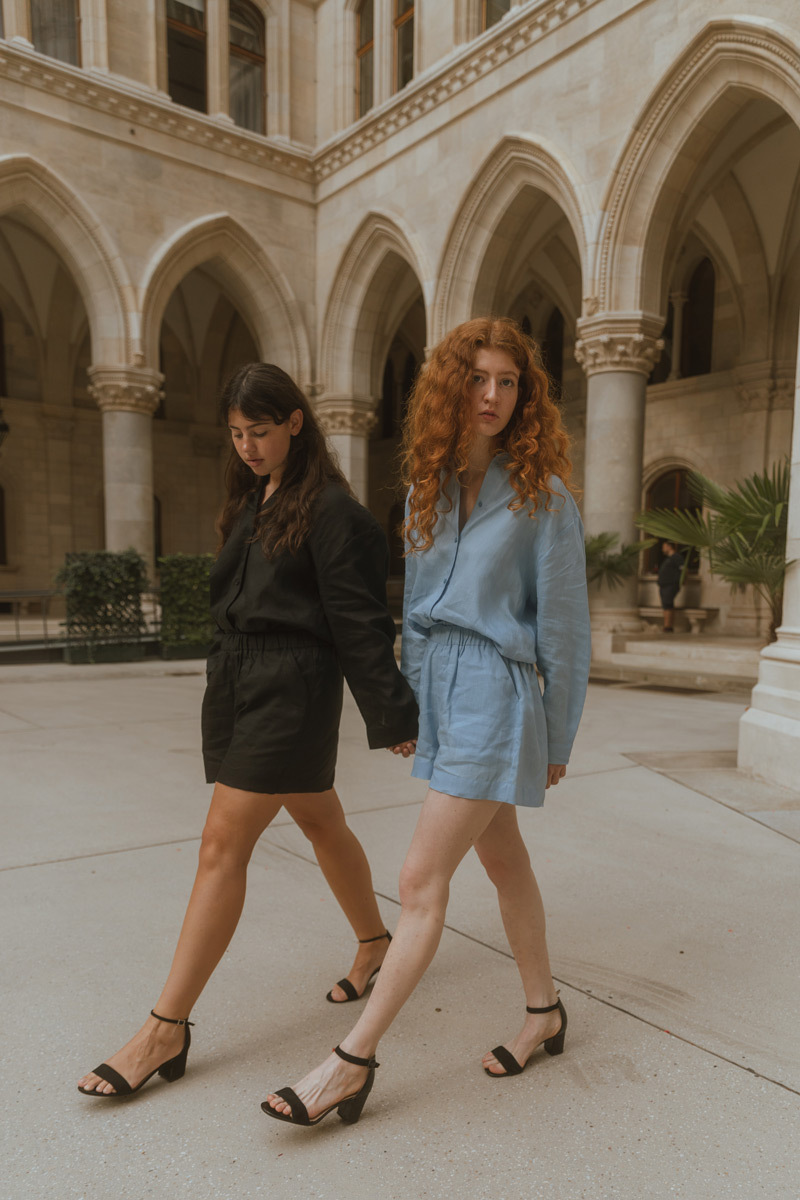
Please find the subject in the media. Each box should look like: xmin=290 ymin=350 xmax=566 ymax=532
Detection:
xmin=356 ymin=0 xmax=374 ymax=119
xmin=0 ymin=484 xmax=6 ymax=565
xmin=229 ymin=1 xmax=266 ymax=134
xmin=645 ymin=468 xmax=701 ymax=575
xmin=394 ymin=0 xmax=414 ymax=92
xmin=167 ymin=0 xmax=207 ymax=113
xmin=30 ymin=0 xmax=80 ymax=66
xmin=681 ymin=258 xmax=715 ymax=377
xmin=481 ymin=0 xmax=511 ymax=31
xmin=541 ymin=306 xmax=564 ymax=392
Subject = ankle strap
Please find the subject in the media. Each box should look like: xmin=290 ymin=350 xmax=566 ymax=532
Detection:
xmin=334 ymin=1044 xmax=379 ymax=1069
xmin=525 ymin=999 xmax=560 ymax=1014
xmin=358 ymin=930 xmax=392 ymax=945
xmin=151 ymin=1009 xmax=195 ymax=1027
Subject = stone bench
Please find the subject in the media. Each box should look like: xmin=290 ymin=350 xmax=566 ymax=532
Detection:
xmin=639 ymin=606 xmax=719 ymax=635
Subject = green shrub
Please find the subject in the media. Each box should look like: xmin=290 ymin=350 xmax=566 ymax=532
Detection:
xmin=158 ymin=553 xmax=215 ymax=650
xmin=57 ymin=549 xmax=148 ymax=660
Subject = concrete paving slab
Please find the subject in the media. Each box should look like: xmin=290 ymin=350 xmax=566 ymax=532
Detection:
xmin=2 ymin=838 xmax=798 ymax=1200
xmin=2 ymin=671 xmax=799 ymax=1199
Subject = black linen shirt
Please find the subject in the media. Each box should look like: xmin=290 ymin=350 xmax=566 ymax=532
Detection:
xmin=210 ymin=481 xmax=418 ymax=749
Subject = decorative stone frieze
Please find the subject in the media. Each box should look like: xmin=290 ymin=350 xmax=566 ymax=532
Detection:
xmin=315 ymin=0 xmax=595 ymax=180
xmin=734 ymin=363 xmax=795 ymax=412
xmin=315 ymin=397 xmax=378 ymax=437
xmin=88 ymin=366 xmax=164 ymax=416
xmin=0 ymin=42 xmax=314 ymax=184
xmin=574 ymin=314 xmax=664 ymax=377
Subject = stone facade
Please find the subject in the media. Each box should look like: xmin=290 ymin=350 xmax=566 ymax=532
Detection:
xmin=1 ymin=1 xmax=800 ymax=781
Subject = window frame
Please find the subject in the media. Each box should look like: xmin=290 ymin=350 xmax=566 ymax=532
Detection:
xmin=30 ymin=0 xmax=82 ymax=67
xmin=480 ymin=0 xmax=511 ymax=33
xmin=166 ymin=1 xmax=208 ymax=113
xmin=228 ymin=0 xmax=267 ymax=135
xmin=356 ymin=0 xmax=375 ymax=120
xmin=393 ymin=0 xmax=414 ymax=94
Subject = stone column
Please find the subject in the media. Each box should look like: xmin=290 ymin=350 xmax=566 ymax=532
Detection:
xmin=738 ymin=341 xmax=800 ymax=790
xmin=315 ymin=396 xmax=377 ymax=506
xmin=2 ymin=0 xmax=32 ymax=45
xmin=206 ymin=0 xmax=232 ymax=121
xmin=80 ymin=0 xmax=109 ymax=72
xmin=88 ymin=366 xmax=163 ymax=572
xmin=574 ymin=313 xmax=664 ymax=637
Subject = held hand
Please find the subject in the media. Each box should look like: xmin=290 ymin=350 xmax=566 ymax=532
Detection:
xmin=546 ymin=763 xmax=567 ymax=788
xmin=388 ymin=739 xmax=417 ymax=758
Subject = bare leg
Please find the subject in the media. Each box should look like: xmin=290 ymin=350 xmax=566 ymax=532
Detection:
xmin=287 ymin=791 xmax=390 ymax=1000
xmin=78 ymin=782 xmax=284 ymax=1094
xmin=264 ymin=788 xmax=501 ymax=1120
xmin=472 ymin=805 xmax=561 ymax=1074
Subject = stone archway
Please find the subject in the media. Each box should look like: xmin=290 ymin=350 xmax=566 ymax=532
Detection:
xmin=140 ymin=213 xmax=311 ymax=385
xmin=433 ymin=135 xmax=593 ymax=343
xmin=0 ymin=155 xmax=131 ymax=364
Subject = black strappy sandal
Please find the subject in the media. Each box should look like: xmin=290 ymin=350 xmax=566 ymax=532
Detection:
xmin=77 ymin=1010 xmax=194 ymax=1098
xmin=326 ymin=930 xmax=392 ymax=1003
xmin=261 ymin=1045 xmax=379 ymax=1127
xmin=484 ymin=998 xmax=567 ymax=1077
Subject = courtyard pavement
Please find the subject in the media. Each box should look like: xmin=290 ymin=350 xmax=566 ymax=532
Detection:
xmin=1 ymin=661 xmax=799 ymax=1200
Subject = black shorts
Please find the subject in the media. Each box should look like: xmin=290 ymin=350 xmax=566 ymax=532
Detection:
xmin=201 ymin=632 xmax=343 ymax=794
xmin=659 ymin=587 xmax=679 ymax=611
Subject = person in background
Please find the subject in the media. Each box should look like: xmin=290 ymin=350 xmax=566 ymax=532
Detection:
xmin=658 ymin=540 xmax=685 ymax=632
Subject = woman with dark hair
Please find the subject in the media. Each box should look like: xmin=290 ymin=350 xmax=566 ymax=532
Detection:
xmin=263 ymin=317 xmax=591 ymax=1127
xmin=78 ymin=363 xmax=418 ymax=1098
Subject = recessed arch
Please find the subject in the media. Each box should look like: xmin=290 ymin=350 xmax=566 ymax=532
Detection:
xmin=319 ymin=210 xmax=430 ymax=400
xmin=0 ymin=155 xmax=132 ymax=363
xmin=595 ymin=18 xmax=800 ymax=315
xmin=140 ymin=213 xmax=311 ymax=385
xmin=433 ymin=134 xmax=594 ymax=341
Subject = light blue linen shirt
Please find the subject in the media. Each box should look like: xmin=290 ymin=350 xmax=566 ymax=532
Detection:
xmin=401 ymin=458 xmax=591 ymax=764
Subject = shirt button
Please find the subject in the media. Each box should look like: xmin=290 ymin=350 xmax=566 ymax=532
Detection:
xmin=233 ymin=577 xmax=242 ymax=587
xmin=478 ymin=501 xmax=483 ymax=508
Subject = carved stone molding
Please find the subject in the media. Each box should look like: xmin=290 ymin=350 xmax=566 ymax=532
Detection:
xmin=0 ymin=43 xmax=314 ymax=184
xmin=574 ymin=314 xmax=664 ymax=377
xmin=315 ymin=397 xmax=378 ymax=437
xmin=734 ymin=363 xmax=795 ymax=412
xmin=315 ymin=0 xmax=594 ymax=181
xmin=88 ymin=366 xmax=164 ymax=416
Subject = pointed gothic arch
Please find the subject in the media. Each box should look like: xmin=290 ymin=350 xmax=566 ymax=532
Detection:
xmin=0 ymin=155 xmax=132 ymax=363
xmin=433 ymin=135 xmax=593 ymax=342
xmin=140 ymin=213 xmax=311 ymax=384
xmin=595 ymin=18 xmax=800 ymax=316
xmin=319 ymin=210 xmax=430 ymax=400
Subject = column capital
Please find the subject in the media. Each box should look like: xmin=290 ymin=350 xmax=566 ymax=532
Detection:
xmin=315 ymin=396 xmax=378 ymax=437
xmin=574 ymin=313 xmax=664 ymax=378
xmin=88 ymin=366 xmax=164 ymax=416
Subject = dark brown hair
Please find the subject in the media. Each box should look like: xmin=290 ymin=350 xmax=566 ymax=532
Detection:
xmin=218 ymin=363 xmax=352 ymax=557
xmin=401 ymin=317 xmax=573 ymax=552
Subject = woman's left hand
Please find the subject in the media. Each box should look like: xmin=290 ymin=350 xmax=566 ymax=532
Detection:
xmin=546 ymin=763 xmax=567 ymax=788
xmin=388 ymin=739 xmax=417 ymax=758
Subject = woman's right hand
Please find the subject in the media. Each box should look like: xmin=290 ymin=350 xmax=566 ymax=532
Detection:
xmin=388 ymin=740 xmax=417 ymax=758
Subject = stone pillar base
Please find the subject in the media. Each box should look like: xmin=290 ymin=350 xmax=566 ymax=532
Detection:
xmin=738 ymin=630 xmax=800 ymax=792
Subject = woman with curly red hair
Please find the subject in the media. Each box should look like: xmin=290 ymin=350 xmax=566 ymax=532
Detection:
xmin=263 ymin=317 xmax=590 ymax=1127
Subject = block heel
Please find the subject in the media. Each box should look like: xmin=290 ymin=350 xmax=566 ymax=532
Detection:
xmin=262 ymin=1045 xmax=379 ymax=1128
xmin=77 ymin=1009 xmax=194 ymax=1098
xmin=485 ymin=997 xmax=566 ymax=1077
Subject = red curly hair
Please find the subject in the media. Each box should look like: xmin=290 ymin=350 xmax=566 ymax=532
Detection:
xmin=401 ymin=317 xmax=573 ymax=552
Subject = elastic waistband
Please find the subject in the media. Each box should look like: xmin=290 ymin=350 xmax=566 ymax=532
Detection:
xmin=219 ymin=631 xmax=330 ymax=652
xmin=427 ymin=623 xmax=497 ymax=650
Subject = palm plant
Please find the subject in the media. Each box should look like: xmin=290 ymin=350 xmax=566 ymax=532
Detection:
xmin=635 ymin=459 xmax=792 ymax=641
xmin=585 ymin=532 xmax=655 ymax=590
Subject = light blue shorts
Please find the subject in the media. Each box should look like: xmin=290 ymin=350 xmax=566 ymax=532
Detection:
xmin=411 ymin=624 xmax=549 ymax=808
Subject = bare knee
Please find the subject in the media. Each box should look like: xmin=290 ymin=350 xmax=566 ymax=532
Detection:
xmin=476 ymin=842 xmax=532 ymax=891
xmin=398 ymin=859 xmax=449 ymax=915
xmin=197 ymin=818 xmax=252 ymax=875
